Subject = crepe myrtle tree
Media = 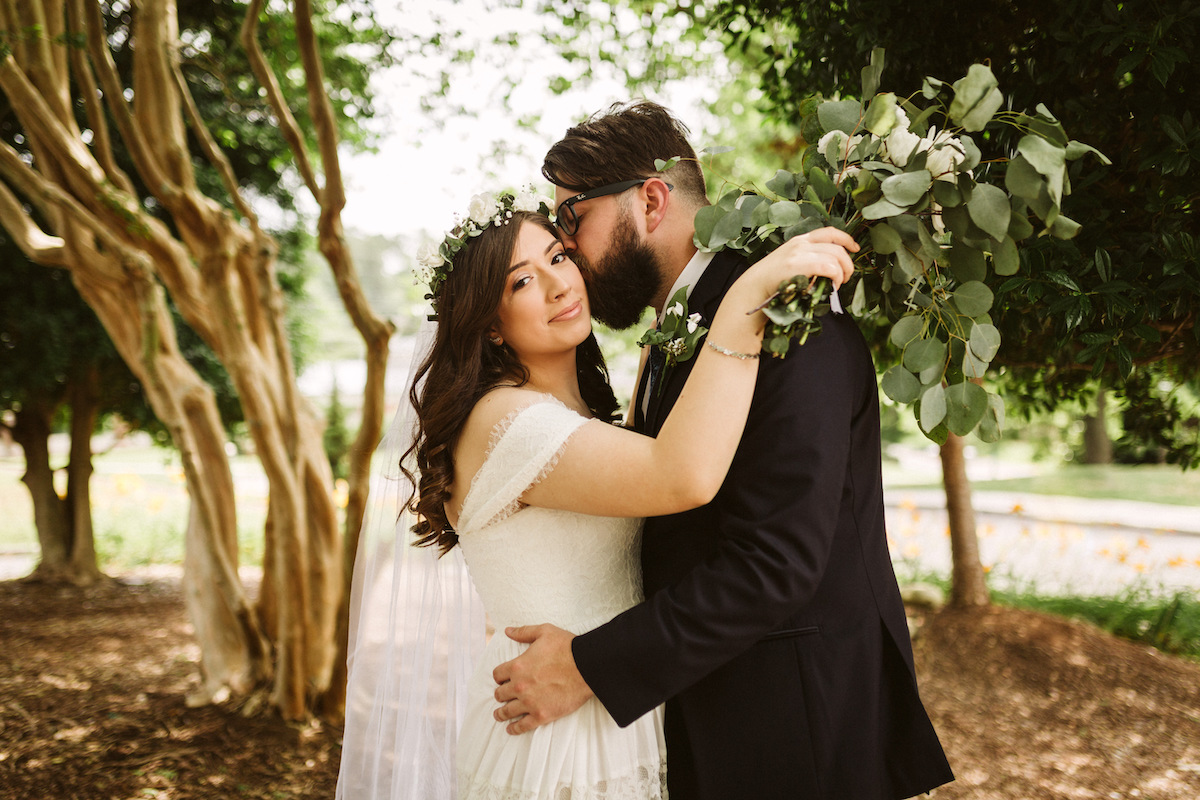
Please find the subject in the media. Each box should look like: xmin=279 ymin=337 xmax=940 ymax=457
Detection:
xmin=0 ymin=0 xmax=393 ymax=719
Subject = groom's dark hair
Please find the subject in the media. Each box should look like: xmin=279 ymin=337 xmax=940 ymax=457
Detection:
xmin=542 ymin=101 xmax=708 ymax=205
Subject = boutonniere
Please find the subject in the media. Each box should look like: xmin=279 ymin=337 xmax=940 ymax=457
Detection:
xmin=637 ymin=286 xmax=708 ymax=375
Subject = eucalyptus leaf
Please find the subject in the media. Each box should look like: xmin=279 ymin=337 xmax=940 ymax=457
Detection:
xmin=991 ymin=235 xmax=1019 ymax=276
xmin=768 ymin=200 xmax=803 ymax=227
xmin=889 ymin=314 xmax=923 ymax=347
xmin=766 ymin=170 xmax=799 ymax=200
xmin=1049 ymin=214 xmax=1082 ymax=239
xmin=919 ymin=383 xmax=947 ymax=432
xmin=850 ymin=276 xmax=868 ymax=315
xmin=861 ymin=47 xmax=886 ymax=98
xmin=1065 ymin=140 xmax=1111 ymax=165
xmin=919 ymin=362 xmax=944 ymax=386
xmin=709 ymin=208 xmax=746 ymax=250
xmin=903 ymin=336 xmax=948 ymax=373
xmin=693 ymin=205 xmax=725 ymax=250
xmin=949 ymin=243 xmax=987 ymax=283
xmin=969 ymin=322 xmax=1001 ymax=361
xmin=863 ymin=92 xmax=899 ymax=136
xmin=962 ymin=348 xmax=989 ymax=379
xmin=958 ymin=135 xmax=982 ymax=172
xmin=967 ymin=183 xmax=1012 ymax=240
xmin=944 ymin=381 xmax=988 ymax=435
xmin=977 ymin=393 xmax=1006 ymax=442
xmin=932 ymin=180 xmax=962 ymax=208
xmin=808 ymin=166 xmax=837 ymax=202
xmin=881 ymin=365 xmax=922 ymax=403
xmin=949 ymin=64 xmax=1001 ymax=131
xmin=881 ymin=170 xmax=933 ymax=206
xmin=953 ymin=281 xmax=994 ymax=316
xmin=1018 ymin=135 xmax=1067 ymax=178
xmin=1007 ymin=210 xmax=1035 ymax=242
xmin=895 ymin=245 xmax=926 ymax=281
xmin=1004 ymin=155 xmax=1045 ymax=202
xmin=817 ymin=99 xmax=864 ymax=135
xmin=862 ymin=197 xmax=908 ymax=220
xmin=870 ymin=223 xmax=903 ymax=255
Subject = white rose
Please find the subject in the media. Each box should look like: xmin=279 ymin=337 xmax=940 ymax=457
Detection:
xmin=835 ymin=165 xmax=862 ymax=187
xmin=417 ymin=241 xmax=444 ymax=270
xmin=818 ymin=130 xmax=849 ymax=165
xmin=884 ymin=125 xmax=922 ymax=168
xmin=467 ymin=192 xmax=496 ymax=225
xmin=923 ymin=129 xmax=967 ymax=181
xmin=512 ymin=189 xmax=546 ymax=213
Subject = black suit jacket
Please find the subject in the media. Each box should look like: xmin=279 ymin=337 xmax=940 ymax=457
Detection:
xmin=572 ymin=250 xmax=954 ymax=799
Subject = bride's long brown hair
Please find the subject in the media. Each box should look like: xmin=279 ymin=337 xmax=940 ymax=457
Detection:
xmin=403 ymin=211 xmax=620 ymax=554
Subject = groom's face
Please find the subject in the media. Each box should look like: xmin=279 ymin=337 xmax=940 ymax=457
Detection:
xmin=553 ymin=186 xmax=662 ymax=330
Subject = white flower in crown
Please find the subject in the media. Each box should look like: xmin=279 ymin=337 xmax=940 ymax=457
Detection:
xmin=513 ymin=188 xmax=548 ymax=213
xmin=467 ymin=191 xmax=497 ymax=226
xmin=416 ymin=241 xmax=444 ymax=271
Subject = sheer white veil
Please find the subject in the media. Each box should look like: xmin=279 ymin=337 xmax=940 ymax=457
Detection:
xmin=337 ymin=321 xmax=487 ymax=799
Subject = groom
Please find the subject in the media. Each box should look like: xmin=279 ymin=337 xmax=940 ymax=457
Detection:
xmin=493 ymin=101 xmax=954 ymax=799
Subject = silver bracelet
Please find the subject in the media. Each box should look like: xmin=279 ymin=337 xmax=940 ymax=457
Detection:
xmin=705 ymin=339 xmax=760 ymax=360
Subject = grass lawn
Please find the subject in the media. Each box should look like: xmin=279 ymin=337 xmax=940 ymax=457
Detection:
xmin=889 ymin=461 xmax=1200 ymax=507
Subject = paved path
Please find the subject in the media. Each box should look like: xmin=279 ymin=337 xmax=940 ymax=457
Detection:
xmin=884 ymin=488 xmax=1200 ymax=596
xmin=5 ymin=489 xmax=1197 ymax=597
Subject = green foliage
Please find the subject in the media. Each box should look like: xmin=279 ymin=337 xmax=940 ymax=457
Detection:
xmin=323 ymin=381 xmax=350 ymax=481
xmin=691 ymin=54 xmax=1105 ymax=440
xmin=995 ymin=588 xmax=1200 ymax=661
xmin=707 ymin=0 xmax=1200 ymax=456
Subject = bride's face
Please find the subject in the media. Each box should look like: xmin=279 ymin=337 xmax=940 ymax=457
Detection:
xmin=492 ymin=222 xmax=592 ymax=362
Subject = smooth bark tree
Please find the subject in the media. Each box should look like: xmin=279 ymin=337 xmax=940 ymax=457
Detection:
xmin=0 ymin=0 xmax=391 ymax=719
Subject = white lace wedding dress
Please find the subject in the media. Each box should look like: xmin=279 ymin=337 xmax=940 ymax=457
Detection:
xmin=454 ymin=399 xmax=667 ymax=800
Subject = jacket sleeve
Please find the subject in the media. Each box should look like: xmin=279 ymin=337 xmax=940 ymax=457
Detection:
xmin=572 ymin=312 xmax=875 ymax=727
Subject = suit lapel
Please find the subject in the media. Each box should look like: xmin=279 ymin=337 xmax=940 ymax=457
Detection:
xmin=645 ymin=250 xmax=746 ymax=433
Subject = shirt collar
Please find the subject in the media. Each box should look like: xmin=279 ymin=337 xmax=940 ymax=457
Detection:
xmin=659 ymin=249 xmax=716 ymax=321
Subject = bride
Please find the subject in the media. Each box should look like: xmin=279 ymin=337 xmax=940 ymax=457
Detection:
xmin=337 ymin=189 xmax=855 ymax=799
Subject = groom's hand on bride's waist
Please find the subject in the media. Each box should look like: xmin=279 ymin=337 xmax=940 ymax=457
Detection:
xmin=492 ymin=623 xmax=594 ymax=735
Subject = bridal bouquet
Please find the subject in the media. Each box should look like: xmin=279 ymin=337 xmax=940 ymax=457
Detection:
xmin=690 ymin=50 xmax=1107 ymax=442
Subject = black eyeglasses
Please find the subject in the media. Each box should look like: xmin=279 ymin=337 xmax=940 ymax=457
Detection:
xmin=554 ymin=179 xmax=672 ymax=236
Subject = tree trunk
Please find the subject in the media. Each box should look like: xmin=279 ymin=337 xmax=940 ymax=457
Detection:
xmin=11 ymin=401 xmax=71 ymax=581
xmin=1081 ymin=390 xmax=1113 ymax=464
xmin=0 ymin=0 xmax=375 ymax=720
xmin=940 ymin=433 xmax=991 ymax=607
xmin=63 ymin=364 xmax=105 ymax=586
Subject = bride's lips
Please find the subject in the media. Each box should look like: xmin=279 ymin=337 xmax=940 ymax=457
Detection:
xmin=550 ymin=301 xmax=583 ymax=323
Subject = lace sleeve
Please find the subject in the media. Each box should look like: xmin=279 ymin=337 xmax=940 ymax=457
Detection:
xmin=456 ymin=400 xmax=588 ymax=534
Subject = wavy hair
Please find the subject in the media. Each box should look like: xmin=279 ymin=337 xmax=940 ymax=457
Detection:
xmin=403 ymin=211 xmax=620 ymax=554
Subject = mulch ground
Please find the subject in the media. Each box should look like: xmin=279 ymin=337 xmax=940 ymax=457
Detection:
xmin=2 ymin=575 xmax=1198 ymax=799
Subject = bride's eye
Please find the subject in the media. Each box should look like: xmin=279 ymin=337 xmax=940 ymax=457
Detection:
xmin=550 ymin=251 xmax=567 ymax=265
xmin=512 ymin=275 xmax=533 ymax=291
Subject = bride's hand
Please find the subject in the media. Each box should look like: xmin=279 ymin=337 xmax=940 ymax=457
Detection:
xmin=746 ymin=226 xmax=859 ymax=293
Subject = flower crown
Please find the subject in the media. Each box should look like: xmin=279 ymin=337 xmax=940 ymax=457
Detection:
xmin=415 ymin=188 xmax=555 ymax=313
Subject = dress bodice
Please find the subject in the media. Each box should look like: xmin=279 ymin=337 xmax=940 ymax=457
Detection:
xmin=455 ymin=400 xmax=643 ymax=633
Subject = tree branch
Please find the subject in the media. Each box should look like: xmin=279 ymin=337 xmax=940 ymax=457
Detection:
xmin=0 ymin=180 xmax=65 ymax=265
xmin=239 ymin=0 xmax=322 ymax=200
xmin=171 ymin=60 xmax=262 ymax=234
xmin=66 ymin=0 xmax=136 ymax=197
xmin=80 ymin=0 xmax=184 ymax=207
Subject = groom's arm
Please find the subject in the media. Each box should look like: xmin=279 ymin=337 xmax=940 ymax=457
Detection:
xmin=573 ymin=312 xmax=869 ymax=727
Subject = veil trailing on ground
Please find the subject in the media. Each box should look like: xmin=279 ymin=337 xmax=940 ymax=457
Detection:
xmin=337 ymin=321 xmax=487 ymax=800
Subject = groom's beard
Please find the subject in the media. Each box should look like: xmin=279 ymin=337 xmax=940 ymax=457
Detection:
xmin=574 ymin=214 xmax=662 ymax=330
